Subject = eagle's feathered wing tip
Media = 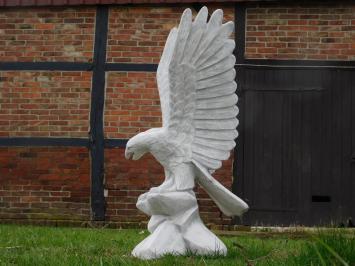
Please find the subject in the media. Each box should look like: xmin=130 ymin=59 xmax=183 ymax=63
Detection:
xmin=196 ymin=6 xmax=208 ymax=20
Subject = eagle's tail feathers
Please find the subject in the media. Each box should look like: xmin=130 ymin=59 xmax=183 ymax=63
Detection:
xmin=192 ymin=159 xmax=249 ymax=217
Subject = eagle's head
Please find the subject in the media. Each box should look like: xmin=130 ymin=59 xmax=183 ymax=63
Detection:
xmin=125 ymin=129 xmax=159 ymax=160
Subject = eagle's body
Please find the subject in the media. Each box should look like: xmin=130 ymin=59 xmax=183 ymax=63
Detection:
xmin=125 ymin=6 xmax=248 ymax=219
xmin=127 ymin=128 xmax=196 ymax=191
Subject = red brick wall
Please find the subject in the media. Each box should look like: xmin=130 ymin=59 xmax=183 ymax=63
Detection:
xmin=1 ymin=2 xmax=353 ymax=228
xmin=107 ymin=6 xmax=184 ymax=64
xmin=105 ymin=149 xmax=163 ymax=227
xmin=0 ymin=147 xmax=90 ymax=224
xmin=0 ymin=6 xmax=94 ymax=226
xmin=245 ymin=2 xmax=355 ymax=60
xmin=104 ymin=71 xmax=161 ymax=139
xmin=0 ymin=71 xmax=91 ymax=137
xmin=0 ymin=7 xmax=95 ymax=62
xmin=106 ymin=4 xmax=235 ymax=63
xmin=0 ymin=4 xmax=237 ymax=228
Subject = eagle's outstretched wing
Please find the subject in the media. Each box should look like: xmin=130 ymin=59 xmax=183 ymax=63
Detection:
xmin=157 ymin=7 xmax=248 ymax=216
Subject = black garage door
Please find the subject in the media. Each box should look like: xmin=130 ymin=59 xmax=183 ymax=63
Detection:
xmin=233 ymin=66 xmax=355 ymax=226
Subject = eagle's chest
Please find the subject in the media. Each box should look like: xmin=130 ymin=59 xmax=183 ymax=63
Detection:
xmin=150 ymin=138 xmax=187 ymax=168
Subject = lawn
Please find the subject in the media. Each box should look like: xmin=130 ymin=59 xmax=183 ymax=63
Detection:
xmin=0 ymin=224 xmax=354 ymax=265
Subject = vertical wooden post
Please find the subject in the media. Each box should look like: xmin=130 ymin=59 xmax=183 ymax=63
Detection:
xmin=89 ymin=5 xmax=108 ymax=221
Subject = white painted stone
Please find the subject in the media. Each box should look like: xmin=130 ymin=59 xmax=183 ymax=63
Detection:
xmin=125 ymin=7 xmax=249 ymax=260
xmin=132 ymin=190 xmax=226 ymax=259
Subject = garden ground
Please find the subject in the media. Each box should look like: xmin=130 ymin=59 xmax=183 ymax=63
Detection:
xmin=0 ymin=224 xmax=354 ymax=265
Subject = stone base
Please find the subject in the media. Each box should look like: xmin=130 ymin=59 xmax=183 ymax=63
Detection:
xmin=132 ymin=190 xmax=227 ymax=260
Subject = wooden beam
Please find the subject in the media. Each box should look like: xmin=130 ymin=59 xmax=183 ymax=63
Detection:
xmin=104 ymin=139 xmax=128 ymax=148
xmin=105 ymin=63 xmax=157 ymax=72
xmin=89 ymin=5 xmax=109 ymax=221
xmin=0 ymin=62 xmax=92 ymax=71
xmin=0 ymin=137 xmax=89 ymax=147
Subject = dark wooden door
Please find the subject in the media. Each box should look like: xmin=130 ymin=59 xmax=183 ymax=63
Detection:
xmin=234 ymin=67 xmax=355 ymax=226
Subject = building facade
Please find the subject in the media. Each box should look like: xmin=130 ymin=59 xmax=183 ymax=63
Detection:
xmin=0 ymin=0 xmax=354 ymax=228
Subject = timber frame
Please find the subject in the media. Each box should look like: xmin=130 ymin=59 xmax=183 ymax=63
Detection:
xmin=0 ymin=6 xmax=153 ymax=221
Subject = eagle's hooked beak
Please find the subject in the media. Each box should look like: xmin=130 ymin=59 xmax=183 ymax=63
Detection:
xmin=125 ymin=149 xmax=133 ymax=160
xmin=125 ymin=147 xmax=145 ymax=160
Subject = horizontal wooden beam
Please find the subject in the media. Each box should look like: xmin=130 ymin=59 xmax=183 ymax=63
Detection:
xmin=0 ymin=137 xmax=130 ymax=148
xmin=104 ymin=139 xmax=128 ymax=148
xmin=0 ymin=137 xmax=90 ymax=147
xmin=0 ymin=62 xmax=160 ymax=72
xmin=0 ymin=62 xmax=93 ymax=71
xmin=105 ymin=63 xmax=158 ymax=72
xmin=1 ymin=61 xmax=352 ymax=72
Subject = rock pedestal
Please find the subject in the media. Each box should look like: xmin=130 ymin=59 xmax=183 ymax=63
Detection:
xmin=132 ymin=189 xmax=227 ymax=260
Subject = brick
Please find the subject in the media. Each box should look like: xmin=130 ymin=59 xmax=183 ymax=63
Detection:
xmin=107 ymin=5 xmax=234 ymax=64
xmin=104 ymin=71 xmax=162 ymax=139
xmin=246 ymin=2 xmax=355 ymax=60
xmin=0 ymin=147 xmax=90 ymax=223
xmin=0 ymin=71 xmax=91 ymax=138
xmin=0 ymin=7 xmax=95 ymax=62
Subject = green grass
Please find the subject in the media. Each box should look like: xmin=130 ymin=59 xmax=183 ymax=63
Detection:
xmin=0 ymin=224 xmax=354 ymax=265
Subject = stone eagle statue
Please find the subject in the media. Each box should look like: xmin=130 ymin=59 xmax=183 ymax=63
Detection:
xmin=124 ymin=7 xmax=249 ymax=259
